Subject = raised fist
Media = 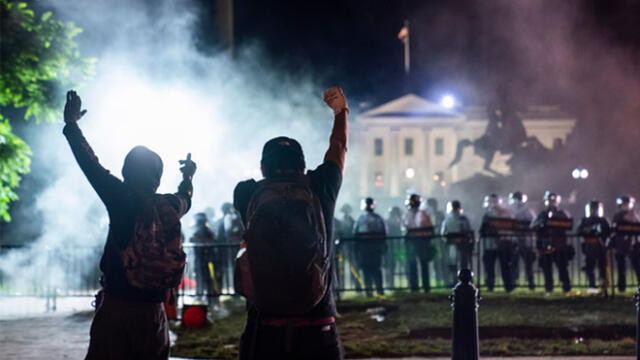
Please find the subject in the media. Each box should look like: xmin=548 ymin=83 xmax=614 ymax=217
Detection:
xmin=323 ymin=86 xmax=348 ymax=115
xmin=179 ymin=153 xmax=197 ymax=179
xmin=64 ymin=90 xmax=87 ymax=123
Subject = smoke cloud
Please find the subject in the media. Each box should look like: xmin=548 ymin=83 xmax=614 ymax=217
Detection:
xmin=0 ymin=0 xmax=342 ymax=295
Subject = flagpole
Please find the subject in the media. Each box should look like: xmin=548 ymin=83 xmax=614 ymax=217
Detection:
xmin=403 ymin=19 xmax=410 ymax=75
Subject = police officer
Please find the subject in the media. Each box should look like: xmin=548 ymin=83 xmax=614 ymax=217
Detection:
xmin=577 ymin=200 xmax=610 ymax=293
xmin=426 ymin=198 xmax=447 ymax=287
xmin=441 ymin=200 xmax=474 ymax=287
xmin=354 ymin=197 xmax=387 ymax=297
xmin=480 ymin=194 xmax=515 ymax=292
xmin=532 ymin=191 xmax=573 ymax=294
xmin=403 ymin=194 xmax=435 ymax=292
xmin=508 ymin=191 xmax=537 ymax=290
xmin=386 ymin=206 xmax=403 ymax=289
xmin=190 ymin=212 xmax=216 ymax=298
xmin=218 ymin=202 xmax=244 ymax=292
xmin=609 ymin=196 xmax=640 ymax=292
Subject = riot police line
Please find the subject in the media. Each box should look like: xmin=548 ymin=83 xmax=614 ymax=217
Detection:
xmin=179 ymin=191 xmax=640 ymax=300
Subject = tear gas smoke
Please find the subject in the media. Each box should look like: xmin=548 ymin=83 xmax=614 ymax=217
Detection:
xmin=0 ymin=0 xmax=345 ymax=295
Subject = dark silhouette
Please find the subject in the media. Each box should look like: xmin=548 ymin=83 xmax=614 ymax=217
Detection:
xmin=233 ymin=87 xmax=348 ymax=360
xmin=354 ymin=197 xmax=387 ymax=297
xmin=449 ymin=99 xmax=531 ymax=174
xmin=63 ymin=90 xmax=196 ymax=360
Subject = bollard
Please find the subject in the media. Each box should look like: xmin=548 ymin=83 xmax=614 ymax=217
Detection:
xmin=635 ymin=284 xmax=640 ymax=360
xmin=450 ymin=268 xmax=480 ymax=360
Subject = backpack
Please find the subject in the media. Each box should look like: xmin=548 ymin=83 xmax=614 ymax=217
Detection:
xmin=120 ymin=194 xmax=187 ymax=290
xmin=237 ymin=179 xmax=329 ymax=315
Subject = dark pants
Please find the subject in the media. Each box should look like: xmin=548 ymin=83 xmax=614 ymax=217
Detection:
xmin=483 ymin=247 xmax=514 ymax=292
xmin=583 ymin=242 xmax=606 ymax=288
xmin=540 ymin=248 xmax=571 ymax=293
xmin=85 ymin=294 xmax=169 ymax=360
xmin=194 ymin=247 xmax=214 ymax=297
xmin=615 ymin=249 xmax=640 ymax=292
xmin=447 ymin=242 xmax=473 ymax=286
xmin=405 ymin=238 xmax=431 ymax=292
xmin=512 ymin=247 xmax=536 ymax=290
xmin=239 ymin=316 xmax=343 ymax=360
xmin=359 ymin=256 xmax=384 ymax=296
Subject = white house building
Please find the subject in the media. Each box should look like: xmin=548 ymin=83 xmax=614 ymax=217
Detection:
xmin=352 ymin=94 xmax=576 ymax=201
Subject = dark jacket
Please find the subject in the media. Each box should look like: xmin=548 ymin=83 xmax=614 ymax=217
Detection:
xmin=64 ymin=122 xmax=192 ymax=302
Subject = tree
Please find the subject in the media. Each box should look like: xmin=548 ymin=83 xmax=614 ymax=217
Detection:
xmin=0 ymin=0 xmax=95 ymax=221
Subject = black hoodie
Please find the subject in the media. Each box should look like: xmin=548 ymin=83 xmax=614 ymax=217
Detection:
xmin=64 ymin=122 xmax=192 ymax=302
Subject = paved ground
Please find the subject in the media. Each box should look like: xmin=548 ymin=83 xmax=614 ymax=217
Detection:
xmin=0 ymin=297 xmax=634 ymax=360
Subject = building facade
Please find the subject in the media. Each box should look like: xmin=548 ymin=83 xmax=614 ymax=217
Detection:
xmin=352 ymin=94 xmax=576 ymax=201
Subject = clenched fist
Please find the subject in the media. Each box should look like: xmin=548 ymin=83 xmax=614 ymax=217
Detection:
xmin=323 ymin=86 xmax=348 ymax=115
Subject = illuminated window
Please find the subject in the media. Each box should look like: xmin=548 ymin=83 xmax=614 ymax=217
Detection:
xmin=435 ymin=138 xmax=444 ymax=156
xmin=374 ymin=138 xmax=383 ymax=156
xmin=374 ymin=172 xmax=384 ymax=187
xmin=404 ymin=138 xmax=414 ymax=156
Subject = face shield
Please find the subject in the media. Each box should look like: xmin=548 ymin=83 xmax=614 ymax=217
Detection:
xmin=362 ymin=198 xmax=376 ymax=212
xmin=483 ymin=194 xmax=501 ymax=210
xmin=544 ymin=192 xmax=561 ymax=208
xmin=585 ymin=202 xmax=604 ymax=218
xmin=508 ymin=191 xmax=527 ymax=205
xmin=446 ymin=201 xmax=463 ymax=215
xmin=617 ymin=196 xmax=636 ymax=212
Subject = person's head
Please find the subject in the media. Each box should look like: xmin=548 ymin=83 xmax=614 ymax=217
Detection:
xmin=221 ymin=202 xmax=234 ymax=215
xmin=362 ymin=197 xmax=376 ymax=212
xmin=122 ymin=146 xmax=163 ymax=194
xmin=483 ymin=193 xmax=501 ymax=210
xmin=543 ymin=191 xmax=561 ymax=208
xmin=585 ymin=200 xmax=604 ymax=218
xmin=260 ymin=136 xmax=305 ymax=179
xmin=508 ymin=191 xmax=527 ymax=205
xmin=426 ymin=198 xmax=438 ymax=210
xmin=340 ymin=204 xmax=353 ymax=216
xmin=194 ymin=212 xmax=208 ymax=227
xmin=389 ymin=206 xmax=402 ymax=218
xmin=616 ymin=195 xmax=636 ymax=212
xmin=406 ymin=193 xmax=421 ymax=209
xmin=447 ymin=200 xmax=462 ymax=214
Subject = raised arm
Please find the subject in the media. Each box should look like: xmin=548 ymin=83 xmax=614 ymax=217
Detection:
xmin=322 ymin=87 xmax=349 ymax=172
xmin=168 ymin=153 xmax=196 ymax=217
xmin=62 ymin=90 xmax=124 ymax=206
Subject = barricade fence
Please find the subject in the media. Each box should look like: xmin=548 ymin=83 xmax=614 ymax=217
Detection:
xmin=1 ymin=234 xmax=637 ymax=300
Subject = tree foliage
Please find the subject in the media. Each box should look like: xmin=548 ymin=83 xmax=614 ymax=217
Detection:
xmin=0 ymin=0 xmax=95 ymax=221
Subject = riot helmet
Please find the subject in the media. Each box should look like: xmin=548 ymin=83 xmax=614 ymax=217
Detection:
xmin=616 ymin=195 xmax=636 ymax=211
xmin=483 ymin=193 xmax=501 ymax=210
xmin=585 ymin=200 xmax=604 ymax=218
xmin=340 ymin=204 xmax=353 ymax=216
xmin=508 ymin=191 xmax=528 ymax=205
xmin=406 ymin=193 xmax=422 ymax=209
xmin=389 ymin=206 xmax=402 ymax=218
xmin=194 ymin=212 xmax=208 ymax=227
xmin=543 ymin=191 xmax=561 ymax=208
xmin=362 ymin=197 xmax=376 ymax=212
xmin=446 ymin=200 xmax=463 ymax=214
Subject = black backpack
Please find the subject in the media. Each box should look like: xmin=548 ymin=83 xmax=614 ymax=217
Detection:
xmin=238 ymin=179 xmax=329 ymax=315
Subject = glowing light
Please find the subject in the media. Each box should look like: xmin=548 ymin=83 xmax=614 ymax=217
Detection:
xmin=405 ymin=168 xmax=415 ymax=179
xmin=580 ymin=169 xmax=589 ymax=179
xmin=571 ymin=169 xmax=580 ymax=179
xmin=440 ymin=95 xmax=456 ymax=109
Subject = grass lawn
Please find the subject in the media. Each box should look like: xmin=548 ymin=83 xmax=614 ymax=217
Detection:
xmin=171 ymin=289 xmax=637 ymax=359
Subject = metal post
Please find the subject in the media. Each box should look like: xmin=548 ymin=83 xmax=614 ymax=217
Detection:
xmin=635 ymin=284 xmax=640 ymax=360
xmin=450 ymin=269 xmax=480 ymax=360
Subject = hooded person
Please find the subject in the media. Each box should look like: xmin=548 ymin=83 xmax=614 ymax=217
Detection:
xmin=233 ymin=86 xmax=348 ymax=360
xmin=63 ymin=90 xmax=196 ymax=360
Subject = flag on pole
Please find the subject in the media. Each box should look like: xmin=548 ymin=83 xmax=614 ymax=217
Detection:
xmin=397 ymin=24 xmax=409 ymax=43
